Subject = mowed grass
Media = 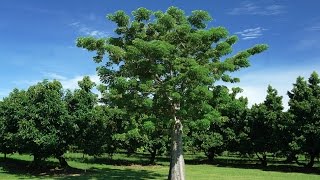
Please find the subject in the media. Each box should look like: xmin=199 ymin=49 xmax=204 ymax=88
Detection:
xmin=0 ymin=153 xmax=320 ymax=179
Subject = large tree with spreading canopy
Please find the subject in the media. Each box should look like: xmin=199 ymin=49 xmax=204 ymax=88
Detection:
xmin=77 ymin=6 xmax=267 ymax=179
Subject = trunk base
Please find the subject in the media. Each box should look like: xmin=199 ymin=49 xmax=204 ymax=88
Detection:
xmin=57 ymin=156 xmax=69 ymax=168
xmin=168 ymin=118 xmax=185 ymax=180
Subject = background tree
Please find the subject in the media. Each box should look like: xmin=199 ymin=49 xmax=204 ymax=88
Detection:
xmin=140 ymin=114 xmax=170 ymax=164
xmin=287 ymin=72 xmax=320 ymax=168
xmin=65 ymin=76 xmax=103 ymax=156
xmin=97 ymin=79 xmax=146 ymax=156
xmin=220 ymin=87 xmax=249 ymax=156
xmin=17 ymin=80 xmax=73 ymax=167
xmin=188 ymin=86 xmax=248 ymax=162
xmin=77 ymin=6 xmax=267 ymax=179
xmin=0 ymin=89 xmax=27 ymax=159
xmin=246 ymin=85 xmax=284 ymax=166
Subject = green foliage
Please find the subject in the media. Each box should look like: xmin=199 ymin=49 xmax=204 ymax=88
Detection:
xmin=246 ymin=85 xmax=284 ymax=165
xmin=14 ymin=80 xmax=74 ymax=164
xmin=0 ymin=89 xmax=28 ymax=156
xmin=287 ymin=71 xmax=320 ymax=167
xmin=77 ymin=7 xmax=267 ymax=173
xmin=188 ymin=85 xmax=249 ymax=161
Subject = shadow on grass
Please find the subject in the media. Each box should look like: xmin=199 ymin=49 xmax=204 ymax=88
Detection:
xmin=66 ymin=153 xmax=170 ymax=166
xmin=59 ymin=167 xmax=165 ymax=180
xmin=0 ymin=157 xmax=165 ymax=180
xmin=67 ymin=156 xmax=151 ymax=166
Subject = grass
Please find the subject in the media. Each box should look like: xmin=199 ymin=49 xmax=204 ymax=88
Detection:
xmin=0 ymin=153 xmax=320 ymax=179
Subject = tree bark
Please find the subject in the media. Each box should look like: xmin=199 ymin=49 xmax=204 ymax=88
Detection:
xmin=149 ymin=148 xmax=157 ymax=165
xmin=256 ymin=153 xmax=267 ymax=167
xmin=206 ymin=150 xmax=215 ymax=162
xmin=168 ymin=112 xmax=185 ymax=180
xmin=57 ymin=155 xmax=69 ymax=168
xmin=33 ymin=154 xmax=42 ymax=167
xmin=306 ymin=153 xmax=315 ymax=168
xmin=284 ymin=152 xmax=296 ymax=163
xmin=4 ymin=153 xmax=6 ymax=160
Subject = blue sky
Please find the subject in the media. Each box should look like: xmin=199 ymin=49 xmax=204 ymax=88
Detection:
xmin=1 ymin=0 xmax=320 ymax=109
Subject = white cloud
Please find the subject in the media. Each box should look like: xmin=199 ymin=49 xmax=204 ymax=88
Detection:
xmin=69 ymin=22 xmax=108 ymax=38
xmin=224 ymin=64 xmax=320 ymax=110
xmin=12 ymin=73 xmax=101 ymax=91
xmin=228 ymin=2 xmax=285 ymax=16
xmin=60 ymin=74 xmax=100 ymax=90
xmin=235 ymin=27 xmax=267 ymax=40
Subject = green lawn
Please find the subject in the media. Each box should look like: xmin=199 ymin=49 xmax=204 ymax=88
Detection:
xmin=0 ymin=153 xmax=319 ymax=179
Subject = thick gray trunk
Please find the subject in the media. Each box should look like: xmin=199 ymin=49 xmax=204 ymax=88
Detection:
xmin=168 ymin=114 xmax=185 ymax=180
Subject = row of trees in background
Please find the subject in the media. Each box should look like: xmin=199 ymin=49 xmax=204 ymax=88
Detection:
xmin=0 ymin=72 xmax=319 ymax=168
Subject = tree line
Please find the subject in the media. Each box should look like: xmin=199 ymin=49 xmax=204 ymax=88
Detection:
xmin=0 ymin=72 xmax=319 ymax=168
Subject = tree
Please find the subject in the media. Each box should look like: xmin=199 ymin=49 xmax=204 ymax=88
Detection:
xmin=0 ymin=89 xmax=28 ymax=159
xmin=140 ymin=114 xmax=170 ymax=164
xmin=65 ymin=76 xmax=103 ymax=156
xmin=77 ymin=6 xmax=267 ymax=179
xmin=287 ymin=72 xmax=320 ymax=168
xmin=17 ymin=80 xmax=74 ymax=167
xmin=219 ymin=88 xmax=249 ymax=155
xmin=188 ymin=86 xmax=248 ymax=162
xmin=247 ymin=85 xmax=284 ymax=166
xmin=97 ymin=82 xmax=147 ymax=156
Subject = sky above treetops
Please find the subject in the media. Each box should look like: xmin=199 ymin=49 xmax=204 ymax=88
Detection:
xmin=1 ymin=0 xmax=319 ymax=109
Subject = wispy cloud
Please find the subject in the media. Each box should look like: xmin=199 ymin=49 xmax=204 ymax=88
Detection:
xmin=12 ymin=73 xmax=101 ymax=91
xmin=42 ymin=72 xmax=67 ymax=80
xmin=305 ymin=22 xmax=320 ymax=32
xmin=228 ymin=2 xmax=285 ymax=16
xmin=12 ymin=80 xmax=39 ymax=86
xmin=235 ymin=27 xmax=267 ymax=40
xmin=69 ymin=22 xmax=108 ymax=37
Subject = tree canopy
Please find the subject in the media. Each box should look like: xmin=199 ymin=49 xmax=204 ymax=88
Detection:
xmin=77 ymin=6 xmax=268 ymax=179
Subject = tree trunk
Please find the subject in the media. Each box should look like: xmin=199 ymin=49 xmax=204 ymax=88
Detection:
xmin=168 ymin=114 xmax=185 ymax=180
xmin=262 ymin=154 xmax=267 ymax=167
xmin=4 ymin=153 xmax=7 ymax=160
xmin=284 ymin=152 xmax=296 ymax=163
xmin=33 ymin=154 xmax=42 ymax=167
xmin=256 ymin=153 xmax=267 ymax=167
xmin=206 ymin=150 xmax=215 ymax=162
xmin=306 ymin=153 xmax=315 ymax=168
xmin=149 ymin=148 xmax=157 ymax=165
xmin=57 ymin=155 xmax=69 ymax=168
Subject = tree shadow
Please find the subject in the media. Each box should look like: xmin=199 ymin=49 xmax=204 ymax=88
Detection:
xmin=67 ymin=156 xmax=151 ymax=166
xmin=0 ymin=157 xmax=165 ymax=180
xmin=66 ymin=153 xmax=169 ymax=166
xmin=59 ymin=167 xmax=165 ymax=180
